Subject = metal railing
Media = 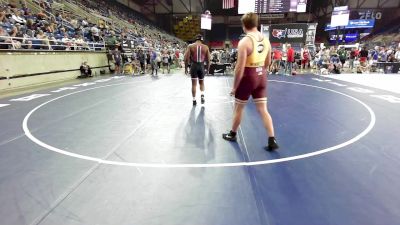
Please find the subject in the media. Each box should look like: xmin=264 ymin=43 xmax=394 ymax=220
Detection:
xmin=0 ymin=36 xmax=106 ymax=51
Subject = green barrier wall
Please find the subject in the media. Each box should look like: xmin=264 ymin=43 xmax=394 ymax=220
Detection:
xmin=0 ymin=51 xmax=109 ymax=91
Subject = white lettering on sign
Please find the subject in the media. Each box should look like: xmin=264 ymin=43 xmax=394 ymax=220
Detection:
xmin=51 ymin=87 xmax=78 ymax=93
xmin=329 ymin=82 xmax=347 ymax=87
xmin=73 ymin=82 xmax=96 ymax=87
xmin=359 ymin=11 xmax=382 ymax=20
xmin=95 ymin=79 xmax=112 ymax=83
xmin=370 ymin=95 xmax=400 ymax=103
xmin=286 ymin=29 xmax=303 ymax=38
xmin=347 ymin=87 xmax=374 ymax=94
xmin=0 ymin=104 xmax=10 ymax=108
xmin=10 ymin=94 xmax=51 ymax=102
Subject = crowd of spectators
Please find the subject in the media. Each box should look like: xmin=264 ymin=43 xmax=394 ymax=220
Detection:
xmin=1 ymin=1 xmax=99 ymax=50
xmin=0 ymin=0 xmax=185 ymax=51
xmin=269 ymin=42 xmax=400 ymax=75
xmin=314 ymin=44 xmax=400 ymax=74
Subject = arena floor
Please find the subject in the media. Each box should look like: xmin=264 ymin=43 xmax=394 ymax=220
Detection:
xmin=0 ymin=72 xmax=399 ymax=225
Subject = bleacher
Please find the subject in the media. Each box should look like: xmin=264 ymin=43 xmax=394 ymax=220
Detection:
xmin=0 ymin=0 xmax=185 ymax=51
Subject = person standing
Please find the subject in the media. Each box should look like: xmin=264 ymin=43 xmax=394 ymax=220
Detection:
xmin=162 ymin=49 xmax=170 ymax=74
xmin=112 ymin=48 xmax=122 ymax=74
xmin=286 ymin=44 xmax=295 ymax=75
xmin=146 ymin=50 xmax=151 ymax=73
xmin=272 ymin=48 xmax=282 ymax=74
xmin=150 ymin=48 xmax=158 ymax=76
xmin=301 ymin=46 xmax=310 ymax=70
xmin=349 ymin=48 xmax=357 ymax=72
xmin=137 ymin=49 xmax=146 ymax=74
xmin=338 ymin=47 xmax=347 ymax=69
xmin=184 ymin=34 xmax=211 ymax=106
xmin=222 ymin=12 xmax=279 ymax=151
xmin=281 ymin=43 xmax=288 ymax=74
xmin=175 ymin=48 xmax=181 ymax=67
xmin=359 ymin=46 xmax=369 ymax=64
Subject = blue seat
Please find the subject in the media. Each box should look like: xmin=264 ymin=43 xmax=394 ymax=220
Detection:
xmin=31 ymin=39 xmax=42 ymax=49
xmin=3 ymin=22 xmax=12 ymax=29
xmin=55 ymin=33 xmax=62 ymax=40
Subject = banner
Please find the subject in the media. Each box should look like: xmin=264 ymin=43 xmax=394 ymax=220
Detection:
xmin=346 ymin=19 xmax=375 ymax=29
xmin=305 ymin=23 xmax=317 ymax=45
xmin=329 ymin=33 xmax=361 ymax=44
xmin=325 ymin=19 xmax=375 ymax=31
xmin=262 ymin=23 xmax=309 ymax=43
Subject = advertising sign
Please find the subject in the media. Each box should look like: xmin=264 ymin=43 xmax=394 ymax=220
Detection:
xmin=268 ymin=23 xmax=308 ymax=43
xmin=346 ymin=19 xmax=375 ymax=29
xmin=305 ymin=23 xmax=317 ymax=45
xmin=325 ymin=19 xmax=375 ymax=31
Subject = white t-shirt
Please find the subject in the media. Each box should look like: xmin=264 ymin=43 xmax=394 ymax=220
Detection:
xmin=91 ymin=27 xmax=99 ymax=36
xmin=12 ymin=14 xmax=26 ymax=24
xmin=395 ymin=51 xmax=400 ymax=61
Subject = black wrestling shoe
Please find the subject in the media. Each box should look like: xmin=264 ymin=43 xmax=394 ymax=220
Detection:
xmin=201 ymin=95 xmax=205 ymax=104
xmin=222 ymin=130 xmax=237 ymax=142
xmin=193 ymin=100 xmax=197 ymax=106
xmin=265 ymin=137 xmax=279 ymax=151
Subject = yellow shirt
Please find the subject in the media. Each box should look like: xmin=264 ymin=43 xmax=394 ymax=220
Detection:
xmin=245 ymin=33 xmax=270 ymax=68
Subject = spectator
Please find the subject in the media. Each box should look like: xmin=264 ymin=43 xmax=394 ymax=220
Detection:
xmin=0 ymin=27 xmax=13 ymax=49
xmin=161 ymin=49 xmax=170 ymax=74
xmin=371 ymin=46 xmax=379 ymax=63
xmin=80 ymin=61 xmax=92 ymax=77
xmin=26 ymin=19 xmax=36 ymax=31
xmin=359 ymin=46 xmax=369 ymax=64
xmin=272 ymin=48 xmax=282 ymax=74
xmin=174 ymin=48 xmax=181 ymax=67
xmin=338 ymin=47 xmax=347 ymax=68
xmin=62 ymin=33 xmax=73 ymax=50
xmin=21 ymin=4 xmax=31 ymax=16
xmin=0 ymin=0 xmax=186 ymax=54
xmin=75 ymin=34 xmax=88 ymax=50
xmin=395 ymin=47 xmax=400 ymax=62
xmin=106 ymin=31 xmax=118 ymax=49
xmin=37 ymin=11 xmax=47 ymax=20
xmin=137 ymin=49 xmax=145 ymax=74
xmin=379 ymin=47 xmax=387 ymax=62
xmin=81 ymin=17 xmax=88 ymax=27
xmin=111 ymin=47 xmax=122 ymax=74
xmin=11 ymin=10 xmax=26 ymax=24
xmin=0 ymin=8 xmax=6 ymax=23
xmin=90 ymin=25 xmax=100 ymax=42
xmin=349 ymin=48 xmax=357 ymax=71
xmin=36 ymin=30 xmax=50 ymax=49
xmin=286 ymin=44 xmax=295 ymax=75
xmin=150 ymin=48 xmax=158 ymax=76
xmin=330 ymin=53 xmax=340 ymax=64
xmin=146 ymin=50 xmax=151 ymax=71
xmin=301 ymin=46 xmax=310 ymax=70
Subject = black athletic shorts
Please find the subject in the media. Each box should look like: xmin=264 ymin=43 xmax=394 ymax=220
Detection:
xmin=190 ymin=62 xmax=205 ymax=80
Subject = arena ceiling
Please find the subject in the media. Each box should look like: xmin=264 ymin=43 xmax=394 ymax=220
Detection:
xmin=127 ymin=0 xmax=400 ymax=16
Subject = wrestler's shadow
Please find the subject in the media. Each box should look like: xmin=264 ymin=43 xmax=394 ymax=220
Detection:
xmin=179 ymin=107 xmax=216 ymax=163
